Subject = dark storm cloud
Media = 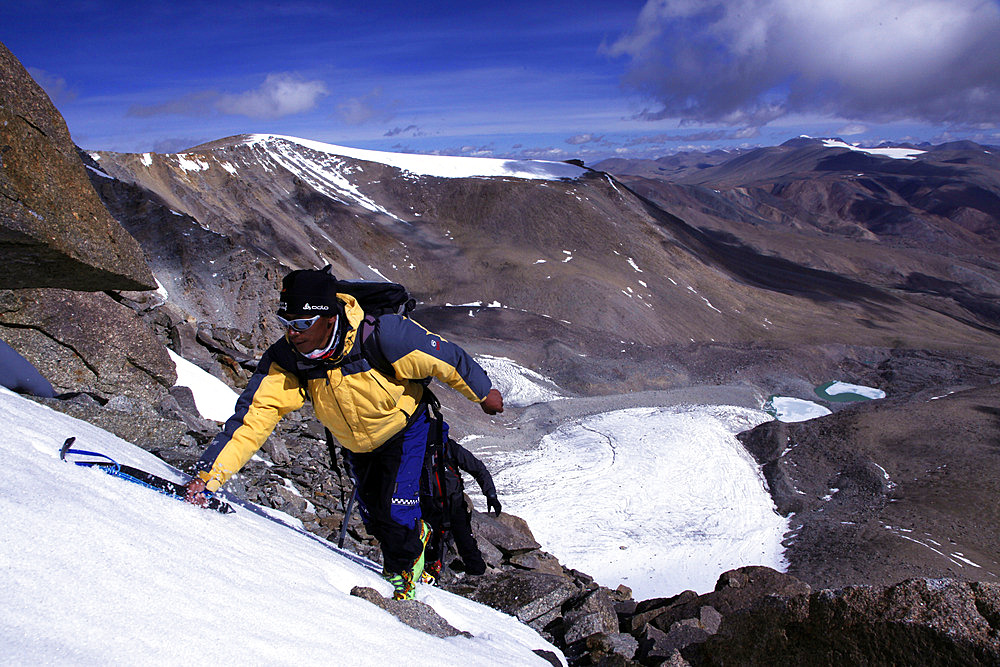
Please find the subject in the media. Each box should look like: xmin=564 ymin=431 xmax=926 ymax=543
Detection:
xmin=605 ymin=0 xmax=1000 ymax=127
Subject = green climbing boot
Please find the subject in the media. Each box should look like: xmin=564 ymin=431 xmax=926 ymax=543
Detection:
xmin=383 ymin=520 xmax=432 ymax=600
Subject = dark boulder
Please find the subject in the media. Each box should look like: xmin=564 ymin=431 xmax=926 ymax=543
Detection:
xmin=698 ymin=577 xmax=1000 ymax=666
xmin=0 ymin=288 xmax=175 ymax=402
xmin=349 ymin=586 xmax=470 ymax=639
xmin=468 ymin=570 xmax=580 ymax=630
xmin=471 ymin=509 xmax=542 ymax=555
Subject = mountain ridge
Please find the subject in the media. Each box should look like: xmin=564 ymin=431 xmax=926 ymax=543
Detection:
xmin=87 ymin=135 xmax=1000 ymax=368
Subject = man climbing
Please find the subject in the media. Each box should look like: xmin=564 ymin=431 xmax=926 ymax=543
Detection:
xmin=421 ymin=433 xmax=501 ymax=579
xmin=185 ymin=267 xmax=504 ymax=600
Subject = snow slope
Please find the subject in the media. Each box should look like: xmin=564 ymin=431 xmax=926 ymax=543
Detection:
xmin=0 ymin=387 xmax=561 ymax=665
xmin=247 ymin=134 xmax=587 ymax=181
xmin=474 ymin=355 xmax=566 ymax=408
xmin=821 ymin=138 xmax=926 ymax=160
xmin=168 ymin=349 xmax=239 ymax=422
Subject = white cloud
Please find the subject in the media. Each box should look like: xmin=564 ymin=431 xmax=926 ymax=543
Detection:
xmin=216 ymin=73 xmax=328 ymax=119
xmin=566 ymin=133 xmax=604 ymax=145
xmin=129 ymin=73 xmax=328 ymax=120
xmin=608 ymin=0 xmax=1000 ymax=127
xmin=838 ymin=123 xmax=868 ymax=136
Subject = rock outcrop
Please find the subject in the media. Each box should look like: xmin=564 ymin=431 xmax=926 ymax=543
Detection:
xmin=0 ymin=42 xmax=170 ymax=403
xmin=694 ymin=573 xmax=1000 ymax=666
xmin=0 ymin=41 xmax=153 ymax=291
xmin=349 ymin=586 xmax=471 ymax=639
xmin=0 ymin=288 xmax=175 ymax=402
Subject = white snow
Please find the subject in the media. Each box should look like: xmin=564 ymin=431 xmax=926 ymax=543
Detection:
xmin=447 ymin=301 xmax=503 ymax=309
xmin=246 ymin=134 xmax=586 ymax=181
xmin=823 ymin=381 xmax=886 ymax=400
xmin=475 ymin=355 xmax=566 ymax=408
xmin=886 ymin=524 xmax=984 ymax=571
xmin=153 ymin=278 xmax=169 ymax=302
xmin=176 ymin=154 xmax=210 ymax=172
xmin=256 ymin=137 xmax=403 ymax=219
xmin=951 ymin=553 xmax=981 ymax=568
xmin=0 ymin=387 xmax=562 ymax=665
xmin=822 ymin=139 xmax=926 ymax=160
xmin=485 ymin=405 xmax=787 ymax=599
xmin=167 ymin=350 xmax=239 ymax=422
xmin=85 ymin=165 xmax=112 ymax=179
xmin=366 ymin=265 xmax=392 ymax=281
xmin=701 ymin=297 xmax=722 ymax=313
xmin=766 ymin=396 xmax=833 ymax=422
xmin=140 ymin=152 xmax=153 ymax=167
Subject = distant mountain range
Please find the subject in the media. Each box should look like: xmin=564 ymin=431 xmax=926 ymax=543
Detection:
xmin=595 ymin=135 xmax=1000 ymax=336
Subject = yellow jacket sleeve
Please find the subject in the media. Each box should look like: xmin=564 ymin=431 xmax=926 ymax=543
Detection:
xmin=195 ymin=357 xmax=305 ymax=492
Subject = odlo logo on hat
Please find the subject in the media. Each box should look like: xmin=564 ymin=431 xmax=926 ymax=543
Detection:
xmin=278 ymin=266 xmax=339 ymax=316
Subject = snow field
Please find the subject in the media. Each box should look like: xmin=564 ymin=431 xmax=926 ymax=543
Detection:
xmin=767 ymin=396 xmax=833 ymax=422
xmin=0 ymin=387 xmax=561 ymax=665
xmin=167 ymin=350 xmax=239 ymax=422
xmin=248 ymin=134 xmax=586 ymax=181
xmin=474 ymin=355 xmax=566 ymax=407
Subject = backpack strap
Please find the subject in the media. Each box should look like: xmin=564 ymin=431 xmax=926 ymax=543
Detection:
xmin=329 ymin=314 xmax=397 ymax=378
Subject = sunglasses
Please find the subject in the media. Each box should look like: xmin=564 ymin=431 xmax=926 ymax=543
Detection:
xmin=277 ymin=314 xmax=321 ymax=331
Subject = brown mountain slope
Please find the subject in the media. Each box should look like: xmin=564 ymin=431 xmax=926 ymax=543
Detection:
xmin=87 ymin=135 xmax=1000 ymax=377
xmin=740 ymin=380 xmax=1000 ymax=590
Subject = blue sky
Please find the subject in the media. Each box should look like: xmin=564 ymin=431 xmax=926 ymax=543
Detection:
xmin=5 ymin=0 xmax=1000 ymax=161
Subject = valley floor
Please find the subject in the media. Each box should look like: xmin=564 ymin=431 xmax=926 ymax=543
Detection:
xmin=460 ymin=382 xmax=790 ymax=599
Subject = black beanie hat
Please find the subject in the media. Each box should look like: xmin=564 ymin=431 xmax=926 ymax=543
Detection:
xmin=278 ymin=266 xmax=341 ymax=316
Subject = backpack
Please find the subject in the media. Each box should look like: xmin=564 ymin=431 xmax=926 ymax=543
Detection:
xmin=421 ymin=436 xmax=463 ymax=519
xmin=331 ymin=279 xmax=416 ymax=379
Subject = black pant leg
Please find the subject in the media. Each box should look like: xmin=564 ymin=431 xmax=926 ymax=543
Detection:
xmin=449 ymin=497 xmax=486 ymax=574
xmin=347 ymin=416 xmax=430 ymax=574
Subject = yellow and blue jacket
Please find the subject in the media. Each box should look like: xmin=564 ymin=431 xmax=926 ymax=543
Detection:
xmin=195 ymin=294 xmax=492 ymax=493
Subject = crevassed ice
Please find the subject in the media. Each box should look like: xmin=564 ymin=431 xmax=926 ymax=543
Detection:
xmin=488 ymin=405 xmax=787 ymax=599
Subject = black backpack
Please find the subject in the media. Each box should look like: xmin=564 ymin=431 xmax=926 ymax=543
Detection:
xmin=421 ymin=437 xmax=462 ymax=523
xmin=331 ymin=278 xmax=416 ymax=378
